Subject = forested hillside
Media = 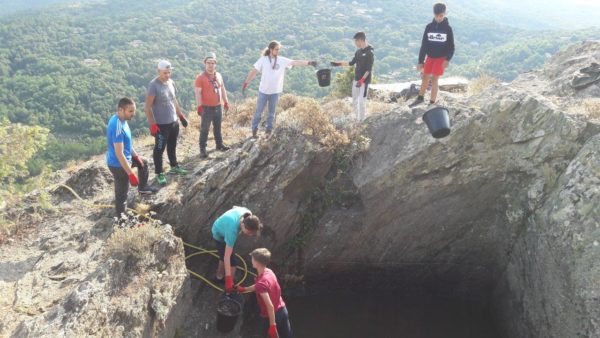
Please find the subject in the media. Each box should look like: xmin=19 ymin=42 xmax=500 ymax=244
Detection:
xmin=1 ymin=0 xmax=599 ymax=175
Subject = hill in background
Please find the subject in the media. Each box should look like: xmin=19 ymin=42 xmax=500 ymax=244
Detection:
xmin=0 ymin=0 xmax=599 ymax=173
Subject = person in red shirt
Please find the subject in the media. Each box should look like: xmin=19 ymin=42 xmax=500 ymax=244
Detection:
xmin=194 ymin=52 xmax=230 ymax=159
xmin=237 ymin=248 xmax=292 ymax=338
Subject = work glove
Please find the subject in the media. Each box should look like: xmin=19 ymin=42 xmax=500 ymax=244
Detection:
xmin=225 ymin=275 xmax=234 ymax=292
xmin=132 ymin=154 xmax=143 ymax=167
xmin=223 ymin=102 xmax=229 ymax=113
xmin=128 ymin=173 xmax=139 ymax=186
xmin=268 ymin=324 xmax=278 ymax=338
xmin=236 ymin=285 xmax=246 ymax=293
xmin=197 ymin=106 xmax=203 ymax=116
xmin=330 ymin=61 xmax=342 ymax=67
xmin=356 ymin=78 xmax=365 ymax=87
xmin=150 ymin=123 xmax=160 ymax=136
xmin=308 ymin=60 xmax=317 ymax=67
xmin=178 ymin=113 xmax=188 ymax=128
xmin=242 ymin=82 xmax=249 ymax=94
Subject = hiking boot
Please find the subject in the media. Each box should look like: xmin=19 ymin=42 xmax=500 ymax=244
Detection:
xmin=138 ymin=185 xmax=159 ymax=195
xmin=408 ymin=96 xmax=425 ymax=108
xmin=265 ymin=129 xmax=272 ymax=139
xmin=155 ymin=173 xmax=167 ymax=185
xmin=216 ymin=144 xmax=230 ymax=151
xmin=200 ymin=149 xmax=209 ymax=158
xmin=169 ymin=166 xmax=188 ymax=175
xmin=251 ymin=129 xmax=258 ymax=139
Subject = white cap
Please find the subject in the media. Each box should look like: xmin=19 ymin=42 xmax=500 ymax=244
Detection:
xmin=204 ymin=52 xmax=217 ymax=61
xmin=157 ymin=60 xmax=172 ymax=70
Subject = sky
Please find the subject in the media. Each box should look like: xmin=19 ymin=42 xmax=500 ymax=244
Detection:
xmin=451 ymin=0 xmax=599 ymax=29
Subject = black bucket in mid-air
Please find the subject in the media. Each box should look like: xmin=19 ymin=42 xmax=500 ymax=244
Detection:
xmin=423 ymin=106 xmax=451 ymax=138
xmin=216 ymin=293 xmax=243 ymax=333
xmin=317 ymin=69 xmax=331 ymax=87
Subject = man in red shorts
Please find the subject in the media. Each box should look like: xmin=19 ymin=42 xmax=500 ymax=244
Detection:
xmin=409 ymin=2 xmax=455 ymax=108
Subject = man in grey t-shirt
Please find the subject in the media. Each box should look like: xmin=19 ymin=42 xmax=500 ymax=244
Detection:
xmin=145 ymin=60 xmax=189 ymax=185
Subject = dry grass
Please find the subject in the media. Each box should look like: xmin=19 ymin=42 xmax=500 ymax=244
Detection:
xmin=322 ymin=99 xmax=352 ymax=118
xmin=220 ymin=95 xmax=353 ymax=149
xmin=582 ymin=99 xmax=600 ymax=120
xmin=468 ymin=74 xmax=501 ymax=96
xmin=105 ymin=217 xmax=163 ymax=262
xmin=277 ymin=93 xmax=299 ymax=111
xmin=367 ymin=101 xmax=397 ymax=116
xmin=220 ymin=98 xmax=257 ymax=142
xmin=278 ymin=97 xmax=350 ymax=149
xmin=0 ymin=217 xmax=13 ymax=241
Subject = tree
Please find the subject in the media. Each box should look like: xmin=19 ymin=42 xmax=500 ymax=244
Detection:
xmin=332 ymin=67 xmax=355 ymax=99
xmin=0 ymin=119 xmax=49 ymax=184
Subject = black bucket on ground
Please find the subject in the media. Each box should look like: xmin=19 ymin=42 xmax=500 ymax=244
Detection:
xmin=423 ymin=106 xmax=451 ymax=138
xmin=317 ymin=69 xmax=331 ymax=87
xmin=216 ymin=292 xmax=243 ymax=333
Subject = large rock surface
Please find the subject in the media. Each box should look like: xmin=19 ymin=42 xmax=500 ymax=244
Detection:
xmin=0 ymin=163 xmax=190 ymax=337
xmin=169 ymin=41 xmax=600 ymax=338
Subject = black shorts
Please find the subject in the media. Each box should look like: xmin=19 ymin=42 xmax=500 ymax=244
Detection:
xmin=214 ymin=239 xmax=239 ymax=267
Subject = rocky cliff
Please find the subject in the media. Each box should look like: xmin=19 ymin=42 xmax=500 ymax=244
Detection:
xmin=1 ymin=41 xmax=600 ymax=338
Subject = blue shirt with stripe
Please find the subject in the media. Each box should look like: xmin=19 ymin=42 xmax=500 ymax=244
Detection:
xmin=106 ymin=114 xmax=132 ymax=168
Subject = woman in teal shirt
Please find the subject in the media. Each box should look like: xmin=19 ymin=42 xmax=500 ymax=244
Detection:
xmin=211 ymin=206 xmax=262 ymax=291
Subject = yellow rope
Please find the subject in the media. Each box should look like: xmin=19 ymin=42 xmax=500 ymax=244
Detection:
xmin=53 ymin=183 xmax=254 ymax=293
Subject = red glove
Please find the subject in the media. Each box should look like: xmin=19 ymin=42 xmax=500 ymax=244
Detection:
xmin=223 ymin=102 xmax=229 ymax=112
xmin=225 ymin=275 xmax=234 ymax=292
xmin=128 ymin=173 xmax=139 ymax=186
xmin=150 ymin=123 xmax=160 ymax=136
xmin=132 ymin=154 xmax=143 ymax=167
xmin=197 ymin=106 xmax=203 ymax=116
xmin=236 ymin=285 xmax=246 ymax=293
xmin=268 ymin=324 xmax=278 ymax=338
xmin=178 ymin=114 xmax=188 ymax=127
xmin=356 ymin=78 xmax=365 ymax=87
xmin=242 ymin=82 xmax=248 ymax=92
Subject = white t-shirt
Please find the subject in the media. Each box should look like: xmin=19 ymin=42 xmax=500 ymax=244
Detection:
xmin=253 ymin=55 xmax=293 ymax=95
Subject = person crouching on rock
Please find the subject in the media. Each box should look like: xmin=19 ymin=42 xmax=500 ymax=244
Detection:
xmin=235 ymin=248 xmax=293 ymax=338
xmin=106 ymin=97 xmax=158 ymax=220
xmin=211 ymin=206 xmax=262 ymax=292
xmin=242 ymin=40 xmax=318 ymax=139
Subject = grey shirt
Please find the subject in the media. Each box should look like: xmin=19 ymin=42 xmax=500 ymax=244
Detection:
xmin=147 ymin=77 xmax=178 ymax=124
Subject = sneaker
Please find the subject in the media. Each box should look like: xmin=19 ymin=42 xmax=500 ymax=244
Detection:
xmin=169 ymin=166 xmax=188 ymax=175
xmin=408 ymin=96 xmax=425 ymax=108
xmin=200 ymin=149 xmax=209 ymax=159
xmin=138 ymin=185 xmax=159 ymax=195
xmin=216 ymin=144 xmax=230 ymax=151
xmin=155 ymin=173 xmax=167 ymax=185
xmin=211 ymin=276 xmax=224 ymax=285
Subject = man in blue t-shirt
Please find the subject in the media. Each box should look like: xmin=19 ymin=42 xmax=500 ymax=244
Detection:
xmin=211 ymin=206 xmax=263 ymax=292
xmin=106 ymin=97 xmax=157 ymax=218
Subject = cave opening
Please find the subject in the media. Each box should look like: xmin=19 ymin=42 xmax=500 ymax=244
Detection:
xmin=178 ymin=244 xmax=502 ymax=338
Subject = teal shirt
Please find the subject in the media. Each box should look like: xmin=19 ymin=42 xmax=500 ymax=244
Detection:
xmin=211 ymin=207 xmax=251 ymax=247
